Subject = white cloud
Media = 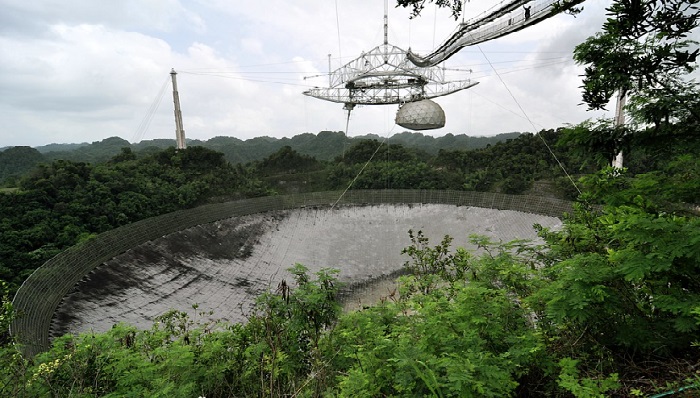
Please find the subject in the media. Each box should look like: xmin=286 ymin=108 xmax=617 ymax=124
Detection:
xmin=1 ymin=0 xmax=628 ymax=147
xmin=240 ymin=37 xmax=264 ymax=56
xmin=1 ymin=0 xmax=204 ymax=35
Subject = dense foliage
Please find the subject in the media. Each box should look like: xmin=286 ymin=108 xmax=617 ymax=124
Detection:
xmin=570 ymin=0 xmax=700 ymax=175
xmin=253 ymin=146 xmax=324 ymax=177
xmin=0 ymin=147 xmax=44 ymax=187
xmin=0 ymin=0 xmax=698 ymax=394
xmin=1 ymin=131 xmax=521 ymax=184
xmin=573 ymin=0 xmax=699 ymax=119
xmin=2 ymin=156 xmax=698 ymax=396
xmin=0 ymin=134 xmax=698 ymax=395
xmin=434 ymin=130 xmax=584 ymax=194
xmin=0 ymin=147 xmax=269 ymax=293
xmin=1 ymin=129 xmax=583 ymax=305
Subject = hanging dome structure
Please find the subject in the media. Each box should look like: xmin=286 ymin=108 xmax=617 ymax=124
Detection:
xmin=395 ymin=99 xmax=446 ymax=130
xmin=303 ymin=0 xmax=584 ymax=130
xmin=303 ymin=1 xmax=477 ymax=113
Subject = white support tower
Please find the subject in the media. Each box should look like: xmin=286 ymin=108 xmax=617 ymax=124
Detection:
xmin=170 ymin=68 xmax=187 ymax=150
xmin=612 ymin=91 xmax=626 ymax=169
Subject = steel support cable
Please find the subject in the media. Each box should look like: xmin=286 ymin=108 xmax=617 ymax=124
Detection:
xmin=132 ymin=75 xmax=170 ymax=143
xmin=448 ymin=54 xmax=572 ymax=69
xmin=276 ymin=206 xmax=306 ymax=288
xmin=12 ymin=191 xmax=574 ymax=356
xmin=218 ymin=218 xmax=274 ymax=315
xmin=186 ymin=58 xmax=319 ymax=69
xmin=473 ymin=40 xmax=582 ymax=195
xmin=180 ymin=71 xmax=312 ymax=87
xmin=335 ymin=0 xmax=343 ymax=67
xmin=331 ymin=124 xmax=397 ymax=210
xmin=468 ymin=58 xmax=573 ymax=79
xmin=232 ymin=197 xmax=293 ymax=311
xmin=433 ymin=4 xmax=438 ymax=49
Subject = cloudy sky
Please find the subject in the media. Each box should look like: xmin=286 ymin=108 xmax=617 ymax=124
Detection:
xmin=1 ymin=0 xmax=618 ymax=148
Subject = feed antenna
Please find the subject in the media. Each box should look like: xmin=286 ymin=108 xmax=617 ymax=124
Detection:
xmin=304 ymin=0 xmax=584 ymax=131
xmin=304 ymin=0 xmax=478 ymax=131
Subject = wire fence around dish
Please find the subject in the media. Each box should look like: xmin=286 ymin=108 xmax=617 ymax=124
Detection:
xmin=11 ymin=190 xmax=573 ymax=357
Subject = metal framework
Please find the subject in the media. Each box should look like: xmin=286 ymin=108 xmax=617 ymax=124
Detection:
xmin=304 ymin=43 xmax=478 ymax=105
xmin=304 ymin=0 xmax=584 ymax=107
xmin=303 ymin=1 xmax=477 ymax=107
xmin=408 ymin=0 xmax=585 ymax=67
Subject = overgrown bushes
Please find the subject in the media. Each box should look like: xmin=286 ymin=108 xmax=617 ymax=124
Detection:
xmin=2 ymin=163 xmax=698 ymax=396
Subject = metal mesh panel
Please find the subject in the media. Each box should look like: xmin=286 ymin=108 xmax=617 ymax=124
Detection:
xmin=11 ymin=190 xmax=572 ymax=356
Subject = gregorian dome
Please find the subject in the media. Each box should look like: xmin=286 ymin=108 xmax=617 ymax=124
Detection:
xmin=395 ymin=99 xmax=446 ymax=130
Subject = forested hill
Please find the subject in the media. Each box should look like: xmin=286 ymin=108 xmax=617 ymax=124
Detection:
xmin=0 ymin=128 xmax=591 ymax=296
xmin=0 ymin=131 xmax=520 ymax=184
xmin=1 ymin=123 xmax=698 ymax=396
xmin=0 ymin=146 xmax=44 ymax=187
xmin=2 ymin=0 xmax=700 ymax=395
xmin=0 ymin=146 xmax=272 ymax=295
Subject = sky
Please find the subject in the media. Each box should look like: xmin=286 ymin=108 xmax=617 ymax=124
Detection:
xmin=0 ymin=0 xmax=620 ymax=148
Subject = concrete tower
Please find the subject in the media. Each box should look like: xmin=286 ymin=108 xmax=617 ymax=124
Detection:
xmin=170 ymin=69 xmax=187 ymax=150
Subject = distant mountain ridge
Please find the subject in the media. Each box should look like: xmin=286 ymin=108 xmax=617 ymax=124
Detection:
xmin=1 ymin=131 xmax=521 ymax=185
xmin=35 ymin=131 xmax=520 ymax=161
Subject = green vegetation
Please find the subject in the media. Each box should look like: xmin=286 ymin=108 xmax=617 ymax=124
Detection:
xmin=0 ymin=146 xmax=44 ymax=187
xmin=1 ymin=126 xmax=697 ymax=395
xmin=1 ymin=158 xmax=698 ymax=396
xmin=1 ymin=131 xmax=520 ymax=185
xmin=1 ymin=0 xmax=699 ymax=395
xmin=0 ymin=146 xmax=270 ymax=293
xmin=1 ymin=137 xmax=698 ymax=396
xmin=0 ymin=133 xmax=573 ymax=299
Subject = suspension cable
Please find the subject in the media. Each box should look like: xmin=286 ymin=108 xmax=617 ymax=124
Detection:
xmin=474 ymin=43 xmax=582 ymax=195
xmin=332 ymin=120 xmax=396 ymax=210
xmin=131 ymin=74 xmax=170 ymax=143
xmin=335 ymin=0 xmax=343 ymax=65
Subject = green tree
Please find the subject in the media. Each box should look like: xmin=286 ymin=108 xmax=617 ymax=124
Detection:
xmin=0 ymin=280 xmax=13 ymax=346
xmin=243 ymin=265 xmax=342 ymax=396
xmin=0 ymin=146 xmax=270 ymax=297
xmin=573 ymin=0 xmax=700 ymax=127
xmin=254 ymin=146 xmax=322 ymax=176
xmin=532 ymin=165 xmax=700 ymax=385
xmin=0 ymin=266 xmax=342 ymax=397
xmin=336 ymin=139 xmax=418 ymax=165
xmin=0 ymin=147 xmax=45 ymax=187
